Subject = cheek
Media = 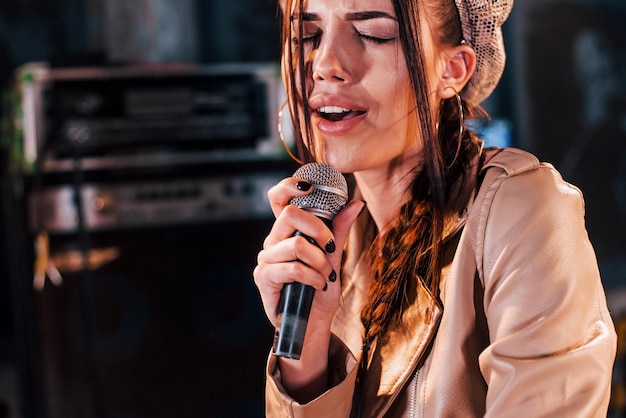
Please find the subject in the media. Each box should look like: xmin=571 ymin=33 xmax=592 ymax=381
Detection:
xmin=383 ymin=79 xmax=421 ymax=152
xmin=384 ymin=54 xmax=413 ymax=109
xmin=381 ymin=73 xmax=415 ymax=126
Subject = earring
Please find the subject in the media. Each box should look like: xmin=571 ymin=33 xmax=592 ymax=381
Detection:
xmin=278 ymin=100 xmax=304 ymax=165
xmin=441 ymin=86 xmax=464 ymax=169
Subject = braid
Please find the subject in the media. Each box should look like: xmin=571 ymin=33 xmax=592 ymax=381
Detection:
xmin=360 ymin=179 xmax=435 ymax=345
xmin=359 ymin=97 xmax=483 ymax=345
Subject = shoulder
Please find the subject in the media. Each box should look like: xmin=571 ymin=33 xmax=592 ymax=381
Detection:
xmin=467 ymin=148 xmax=597 ymax=297
xmin=469 ymin=147 xmax=588 ymax=257
xmin=476 ymin=147 xmax=584 ymax=209
xmin=480 ymin=146 xmax=540 ymax=177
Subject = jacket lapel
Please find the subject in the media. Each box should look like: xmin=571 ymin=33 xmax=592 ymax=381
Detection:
xmin=363 ymin=279 xmax=443 ymax=417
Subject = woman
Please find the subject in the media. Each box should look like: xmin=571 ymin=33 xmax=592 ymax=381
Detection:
xmin=253 ymin=0 xmax=618 ymax=416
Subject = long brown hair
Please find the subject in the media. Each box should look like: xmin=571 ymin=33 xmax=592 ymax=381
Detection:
xmin=279 ymin=0 xmax=484 ymax=344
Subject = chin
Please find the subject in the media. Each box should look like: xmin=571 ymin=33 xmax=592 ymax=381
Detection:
xmin=322 ymin=154 xmax=365 ymax=174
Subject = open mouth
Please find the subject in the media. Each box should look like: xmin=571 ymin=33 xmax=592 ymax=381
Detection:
xmin=317 ymin=106 xmax=366 ymax=122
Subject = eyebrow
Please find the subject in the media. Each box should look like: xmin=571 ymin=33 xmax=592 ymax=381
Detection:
xmin=300 ymin=11 xmax=397 ymax=21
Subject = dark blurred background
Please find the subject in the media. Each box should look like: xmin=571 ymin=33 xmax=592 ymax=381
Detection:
xmin=0 ymin=0 xmax=624 ymax=417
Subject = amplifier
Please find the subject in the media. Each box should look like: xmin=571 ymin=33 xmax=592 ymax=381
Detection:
xmin=28 ymin=169 xmax=287 ymax=234
xmin=13 ymin=62 xmax=283 ymax=174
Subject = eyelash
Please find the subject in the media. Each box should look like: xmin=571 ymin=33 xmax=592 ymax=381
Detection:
xmin=358 ymin=33 xmax=395 ymax=44
xmin=294 ymin=31 xmax=395 ymax=45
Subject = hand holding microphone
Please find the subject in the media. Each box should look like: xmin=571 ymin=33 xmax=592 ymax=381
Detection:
xmin=272 ymin=163 xmax=349 ymax=359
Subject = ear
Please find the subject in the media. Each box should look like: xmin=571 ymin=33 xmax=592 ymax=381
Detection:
xmin=437 ymin=45 xmax=476 ymax=99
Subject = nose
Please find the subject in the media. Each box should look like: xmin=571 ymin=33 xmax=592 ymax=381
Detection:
xmin=312 ymin=32 xmax=353 ymax=83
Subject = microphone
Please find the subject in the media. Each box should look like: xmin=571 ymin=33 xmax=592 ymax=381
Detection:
xmin=272 ymin=163 xmax=349 ymax=359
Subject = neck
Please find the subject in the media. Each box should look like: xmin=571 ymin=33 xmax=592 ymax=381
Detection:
xmin=354 ymin=159 xmax=421 ymax=234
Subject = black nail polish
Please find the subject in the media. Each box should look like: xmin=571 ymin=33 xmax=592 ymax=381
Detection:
xmin=296 ymin=181 xmax=312 ymax=191
xmin=323 ymin=282 xmax=328 ymax=292
xmin=329 ymin=270 xmax=337 ymax=282
xmin=325 ymin=239 xmax=336 ymax=253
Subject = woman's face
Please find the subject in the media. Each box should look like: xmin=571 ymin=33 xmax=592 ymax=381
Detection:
xmin=289 ymin=0 xmax=441 ymax=174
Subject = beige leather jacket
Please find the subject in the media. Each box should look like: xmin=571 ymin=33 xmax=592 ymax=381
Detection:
xmin=266 ymin=148 xmax=617 ymax=417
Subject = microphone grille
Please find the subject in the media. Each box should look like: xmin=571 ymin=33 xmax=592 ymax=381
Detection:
xmin=289 ymin=163 xmax=348 ymax=218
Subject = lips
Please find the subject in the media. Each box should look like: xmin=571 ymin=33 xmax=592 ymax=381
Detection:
xmin=308 ymin=95 xmax=367 ymax=134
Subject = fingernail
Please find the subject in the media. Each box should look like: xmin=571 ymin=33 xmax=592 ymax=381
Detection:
xmin=296 ymin=181 xmax=311 ymax=191
xmin=325 ymin=239 xmax=336 ymax=253
xmin=329 ymin=270 xmax=337 ymax=282
xmin=323 ymin=282 xmax=328 ymax=292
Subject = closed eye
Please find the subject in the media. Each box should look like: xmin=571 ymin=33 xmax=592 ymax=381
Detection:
xmin=358 ymin=33 xmax=396 ymax=44
xmin=303 ymin=31 xmax=322 ymax=43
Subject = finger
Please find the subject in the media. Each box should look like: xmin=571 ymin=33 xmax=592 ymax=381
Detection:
xmin=255 ymin=258 xmax=328 ymax=291
xmin=258 ymin=236 xmax=331 ymax=290
xmin=263 ymin=205 xmax=332 ymax=249
xmin=255 ymin=258 xmax=338 ymax=317
xmin=267 ymin=177 xmax=313 ymax=218
xmin=326 ymin=200 xmax=367 ymax=266
xmin=253 ymin=255 xmax=329 ymax=325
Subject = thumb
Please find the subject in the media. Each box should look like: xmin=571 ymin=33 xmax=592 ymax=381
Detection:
xmin=331 ymin=199 xmax=367 ymax=251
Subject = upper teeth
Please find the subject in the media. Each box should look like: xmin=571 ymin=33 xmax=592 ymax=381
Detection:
xmin=319 ymin=106 xmax=351 ymax=114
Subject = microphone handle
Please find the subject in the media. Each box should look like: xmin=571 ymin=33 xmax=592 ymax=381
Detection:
xmin=273 ymin=217 xmax=333 ymax=359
